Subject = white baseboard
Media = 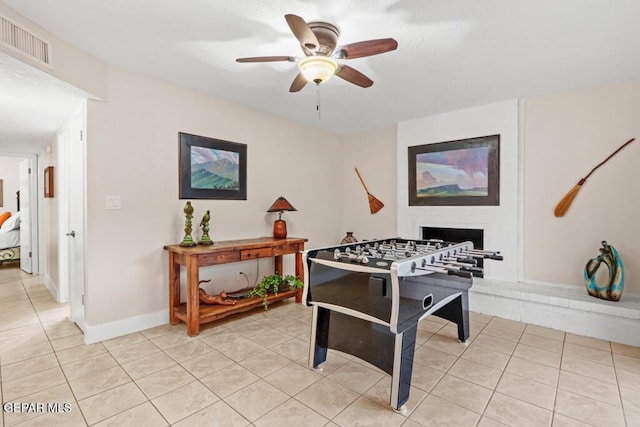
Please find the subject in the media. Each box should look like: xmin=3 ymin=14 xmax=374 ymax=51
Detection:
xmin=43 ymin=274 xmax=60 ymax=302
xmin=83 ymin=309 xmax=169 ymax=344
xmin=470 ymin=278 xmax=640 ymax=346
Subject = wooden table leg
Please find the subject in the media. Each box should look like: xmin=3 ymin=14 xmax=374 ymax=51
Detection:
xmin=275 ymin=255 xmax=283 ymax=276
xmin=169 ymin=252 xmax=180 ymax=325
xmin=295 ymin=249 xmax=304 ymax=303
xmin=186 ymin=255 xmax=200 ymax=336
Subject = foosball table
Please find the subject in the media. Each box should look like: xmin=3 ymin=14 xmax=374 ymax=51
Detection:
xmin=302 ymin=237 xmax=503 ymax=411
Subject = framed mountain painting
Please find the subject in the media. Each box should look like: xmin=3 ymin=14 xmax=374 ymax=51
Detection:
xmin=179 ymin=133 xmax=247 ymax=200
xmin=408 ymin=135 xmax=500 ymax=206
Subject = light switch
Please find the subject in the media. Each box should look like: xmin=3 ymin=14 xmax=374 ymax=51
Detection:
xmin=106 ymin=195 xmax=121 ymax=210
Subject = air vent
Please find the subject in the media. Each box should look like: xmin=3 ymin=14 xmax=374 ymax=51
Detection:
xmin=0 ymin=13 xmax=51 ymax=67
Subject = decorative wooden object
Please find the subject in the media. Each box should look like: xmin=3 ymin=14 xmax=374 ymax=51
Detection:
xmin=44 ymin=166 xmax=54 ymax=198
xmin=164 ymin=236 xmax=307 ymax=336
xmin=555 ymin=138 xmax=636 ymax=217
xmin=197 ymin=279 xmax=235 ymax=305
xmin=355 ymin=167 xmax=384 ymax=214
xmin=198 ymin=289 xmax=237 ymax=305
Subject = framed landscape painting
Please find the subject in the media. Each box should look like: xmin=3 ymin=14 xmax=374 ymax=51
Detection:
xmin=408 ymin=135 xmax=500 ymax=206
xmin=179 ymin=133 xmax=247 ymax=200
xmin=44 ymin=166 xmax=54 ymax=198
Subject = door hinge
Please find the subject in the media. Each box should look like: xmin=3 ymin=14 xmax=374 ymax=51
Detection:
xmin=28 ymin=251 xmax=32 ymax=258
xmin=28 ymin=167 xmax=31 ymax=174
xmin=81 ymin=295 xmax=85 ymax=305
xmin=80 ymin=130 xmax=83 ymax=141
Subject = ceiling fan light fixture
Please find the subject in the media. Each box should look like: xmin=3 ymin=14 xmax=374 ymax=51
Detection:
xmin=298 ymin=56 xmax=338 ymax=84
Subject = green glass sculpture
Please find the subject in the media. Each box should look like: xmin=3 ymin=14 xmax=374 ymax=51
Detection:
xmin=179 ymin=201 xmax=197 ymax=247
xmin=198 ymin=210 xmax=213 ymax=245
xmin=584 ymin=241 xmax=624 ymax=301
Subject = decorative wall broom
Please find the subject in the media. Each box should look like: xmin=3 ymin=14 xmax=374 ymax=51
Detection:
xmin=554 ymin=137 xmax=635 ymax=217
xmin=355 ymin=167 xmax=384 ymax=214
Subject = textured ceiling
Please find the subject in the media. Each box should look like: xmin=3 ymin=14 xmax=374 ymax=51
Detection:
xmin=2 ymin=0 xmax=640 ymax=140
xmin=0 ymin=53 xmax=86 ymax=151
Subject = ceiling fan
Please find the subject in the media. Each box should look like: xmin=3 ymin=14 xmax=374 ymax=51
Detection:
xmin=236 ymin=14 xmax=398 ymax=92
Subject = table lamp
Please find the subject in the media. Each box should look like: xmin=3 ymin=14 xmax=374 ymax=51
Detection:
xmin=267 ymin=196 xmax=297 ymax=239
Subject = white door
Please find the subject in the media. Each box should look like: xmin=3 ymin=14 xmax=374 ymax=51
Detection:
xmin=61 ymin=105 xmax=86 ymax=328
xmin=18 ymin=159 xmax=32 ymax=273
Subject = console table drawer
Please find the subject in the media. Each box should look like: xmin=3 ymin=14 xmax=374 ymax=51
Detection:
xmin=241 ymin=247 xmax=273 ymax=260
xmin=200 ymin=251 xmax=240 ymax=265
xmin=273 ymin=244 xmax=299 ymax=256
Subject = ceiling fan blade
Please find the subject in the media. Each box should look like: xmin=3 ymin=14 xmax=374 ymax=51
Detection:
xmin=335 ymin=38 xmax=398 ymax=59
xmin=236 ymin=56 xmax=296 ymax=63
xmin=335 ymin=65 xmax=373 ymax=88
xmin=285 ymin=14 xmax=320 ymax=52
xmin=289 ymin=72 xmax=308 ymax=92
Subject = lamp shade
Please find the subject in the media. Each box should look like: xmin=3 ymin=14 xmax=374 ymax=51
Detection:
xmin=267 ymin=196 xmax=297 ymax=213
xmin=268 ymin=197 xmax=296 ymax=239
xmin=298 ymin=56 xmax=338 ymax=84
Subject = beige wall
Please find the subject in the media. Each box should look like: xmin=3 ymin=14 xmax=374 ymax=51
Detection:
xmin=341 ymin=126 xmax=398 ymax=242
xmin=0 ymin=156 xmax=21 ymax=211
xmin=85 ymin=67 xmax=343 ymax=325
xmin=524 ymin=80 xmax=640 ymax=292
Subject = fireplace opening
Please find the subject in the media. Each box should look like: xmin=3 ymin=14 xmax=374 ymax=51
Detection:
xmin=421 ymin=226 xmax=484 ymax=249
xmin=422 ymin=226 xmax=485 ymax=268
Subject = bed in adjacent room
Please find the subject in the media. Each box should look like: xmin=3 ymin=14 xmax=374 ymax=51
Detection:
xmin=0 ymin=212 xmax=21 ymax=264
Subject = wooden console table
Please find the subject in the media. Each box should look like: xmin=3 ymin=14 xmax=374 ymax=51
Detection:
xmin=164 ymin=237 xmax=307 ymax=336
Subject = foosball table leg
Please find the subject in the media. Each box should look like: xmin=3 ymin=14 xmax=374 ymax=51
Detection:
xmin=390 ymin=326 xmax=417 ymax=410
xmin=309 ymin=306 xmax=330 ymax=370
xmin=432 ymin=294 xmax=470 ymax=343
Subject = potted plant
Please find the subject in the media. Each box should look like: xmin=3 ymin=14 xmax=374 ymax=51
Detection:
xmin=246 ymin=274 xmax=303 ymax=309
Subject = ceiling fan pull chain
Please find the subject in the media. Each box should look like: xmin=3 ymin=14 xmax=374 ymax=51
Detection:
xmin=316 ymin=84 xmax=321 ymax=120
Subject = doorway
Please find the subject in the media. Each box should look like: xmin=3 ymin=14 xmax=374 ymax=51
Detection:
xmin=18 ymin=157 xmax=36 ymax=273
xmin=0 ymin=153 xmax=38 ymax=274
xmin=0 ymin=51 xmax=88 ymax=332
xmin=57 ymin=103 xmax=86 ymax=329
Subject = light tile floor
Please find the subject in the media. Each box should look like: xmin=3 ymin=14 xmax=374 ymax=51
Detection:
xmin=2 ymin=264 xmax=640 ymax=426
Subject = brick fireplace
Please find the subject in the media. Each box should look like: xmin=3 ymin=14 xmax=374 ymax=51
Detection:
xmin=394 ymin=100 xmax=640 ymax=346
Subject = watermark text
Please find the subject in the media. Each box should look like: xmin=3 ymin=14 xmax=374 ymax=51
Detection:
xmin=3 ymin=402 xmax=72 ymax=413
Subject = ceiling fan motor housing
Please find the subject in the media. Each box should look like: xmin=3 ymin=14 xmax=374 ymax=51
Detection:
xmin=305 ymin=21 xmax=340 ymax=56
xmin=235 ymin=14 xmax=396 ymax=92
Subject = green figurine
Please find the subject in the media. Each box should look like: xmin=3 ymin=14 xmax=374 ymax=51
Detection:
xmin=198 ymin=210 xmax=213 ymax=245
xmin=179 ymin=201 xmax=197 ymax=247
